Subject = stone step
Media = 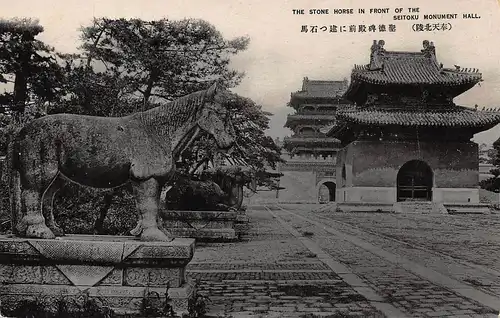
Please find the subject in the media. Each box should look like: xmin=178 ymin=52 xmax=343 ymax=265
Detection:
xmin=334 ymin=202 xmax=394 ymax=213
xmin=444 ymin=204 xmax=491 ymax=214
xmin=393 ymin=202 xmax=448 ymax=214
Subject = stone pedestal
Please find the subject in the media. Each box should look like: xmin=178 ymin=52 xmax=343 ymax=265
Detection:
xmin=0 ymin=235 xmax=196 ymax=317
xmin=162 ymin=210 xmax=239 ymax=242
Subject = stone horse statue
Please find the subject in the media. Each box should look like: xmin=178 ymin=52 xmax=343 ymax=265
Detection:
xmin=8 ymin=83 xmax=234 ymax=241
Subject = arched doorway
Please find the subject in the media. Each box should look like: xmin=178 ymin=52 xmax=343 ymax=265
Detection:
xmin=397 ymin=160 xmax=433 ymax=201
xmin=318 ymin=181 xmax=336 ymax=203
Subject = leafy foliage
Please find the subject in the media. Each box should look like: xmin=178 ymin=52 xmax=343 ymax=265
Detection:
xmin=0 ymin=18 xmax=65 ymax=113
xmin=48 ymin=57 xmax=136 ymax=117
xmin=480 ymin=139 xmax=500 ymax=192
xmin=216 ymin=92 xmax=283 ymax=171
xmin=78 ymin=17 xmax=249 ymax=103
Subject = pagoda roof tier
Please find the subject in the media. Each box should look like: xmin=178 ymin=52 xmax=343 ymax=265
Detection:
xmin=326 ymin=107 xmax=500 ymax=136
xmin=289 ymin=146 xmax=340 ymax=154
xmin=345 ymin=40 xmax=482 ymax=102
xmin=285 ymin=114 xmax=337 ymax=128
xmin=283 ymin=136 xmax=341 ymax=147
xmin=290 ymin=77 xmax=349 ymax=108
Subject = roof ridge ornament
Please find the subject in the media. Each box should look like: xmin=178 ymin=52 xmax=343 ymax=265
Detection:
xmin=369 ymin=40 xmax=385 ymax=71
xmin=302 ymin=76 xmax=309 ymax=91
xmin=421 ymin=40 xmax=438 ymax=65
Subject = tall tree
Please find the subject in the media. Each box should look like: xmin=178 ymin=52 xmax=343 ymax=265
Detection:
xmin=78 ymin=17 xmax=249 ymax=107
xmin=0 ymin=18 xmax=64 ymax=114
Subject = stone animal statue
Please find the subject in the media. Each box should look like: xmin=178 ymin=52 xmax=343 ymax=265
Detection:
xmin=201 ymin=166 xmax=255 ymax=211
xmin=8 ymin=83 xmax=234 ymax=241
xmin=165 ymin=178 xmax=231 ymax=211
xmin=164 ymin=166 xmax=255 ymax=212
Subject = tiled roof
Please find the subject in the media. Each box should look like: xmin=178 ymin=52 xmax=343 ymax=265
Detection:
xmin=336 ymin=108 xmax=500 ymax=128
xmin=291 ymin=77 xmax=349 ymax=99
xmin=350 ymin=40 xmax=482 ymax=86
xmin=352 ymin=53 xmax=482 ymax=86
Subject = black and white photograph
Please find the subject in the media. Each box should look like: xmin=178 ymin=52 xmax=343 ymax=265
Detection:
xmin=0 ymin=0 xmax=499 ymax=317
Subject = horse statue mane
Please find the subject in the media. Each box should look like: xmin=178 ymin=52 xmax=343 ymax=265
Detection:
xmin=138 ymin=88 xmax=210 ymax=137
xmin=9 ymin=82 xmax=235 ymax=242
xmin=135 ymin=84 xmax=219 ymax=155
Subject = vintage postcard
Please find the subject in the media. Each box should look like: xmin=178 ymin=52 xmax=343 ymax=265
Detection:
xmin=0 ymin=0 xmax=499 ymax=317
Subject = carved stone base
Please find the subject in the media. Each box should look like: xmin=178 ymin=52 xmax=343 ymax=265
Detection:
xmin=162 ymin=210 xmax=239 ymax=242
xmin=0 ymin=235 xmax=196 ymax=317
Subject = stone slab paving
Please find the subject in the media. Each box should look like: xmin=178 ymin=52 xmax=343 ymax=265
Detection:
xmin=274 ymin=204 xmax=500 ymax=318
xmin=187 ymin=206 xmax=386 ymax=317
xmin=195 ymin=281 xmax=382 ymax=318
xmin=319 ymin=216 xmax=500 ymax=297
xmin=190 ymin=206 xmax=315 ymax=264
xmin=306 ymin=207 xmax=500 ymax=272
xmin=188 ymin=263 xmax=330 ymax=270
xmin=300 ymin=205 xmax=500 ymax=297
xmin=264 ymin=206 xmax=407 ymax=318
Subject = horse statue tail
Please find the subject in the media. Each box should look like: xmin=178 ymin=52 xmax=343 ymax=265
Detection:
xmin=6 ymin=132 xmax=22 ymax=235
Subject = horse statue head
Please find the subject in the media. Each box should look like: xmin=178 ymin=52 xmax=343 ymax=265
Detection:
xmin=196 ymin=83 xmax=235 ymax=151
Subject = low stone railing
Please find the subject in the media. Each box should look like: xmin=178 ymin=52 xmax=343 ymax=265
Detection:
xmin=161 ymin=209 xmax=250 ymax=242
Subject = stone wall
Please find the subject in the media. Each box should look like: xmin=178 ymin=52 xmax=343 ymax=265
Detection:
xmin=345 ymin=140 xmax=478 ymax=188
xmin=277 ymin=170 xmax=318 ymax=203
xmin=248 ymin=170 xmax=337 ymax=204
xmin=245 ymin=189 xmax=280 ymax=205
xmin=433 ymin=188 xmax=479 ymax=203
xmin=244 ymin=170 xmax=318 ymax=204
xmin=335 ymin=146 xmax=354 ymax=188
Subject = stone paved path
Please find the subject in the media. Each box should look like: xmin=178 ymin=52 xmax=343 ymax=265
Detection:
xmin=187 ymin=205 xmax=500 ymax=318
xmin=188 ymin=206 xmax=386 ymax=317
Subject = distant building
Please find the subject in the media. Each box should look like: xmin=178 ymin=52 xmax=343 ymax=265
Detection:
xmin=326 ymin=40 xmax=500 ymax=204
xmin=276 ymin=77 xmax=351 ymax=203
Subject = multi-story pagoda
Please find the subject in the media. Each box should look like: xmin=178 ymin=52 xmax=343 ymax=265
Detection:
xmin=284 ymin=77 xmax=349 ymax=158
xmin=276 ymin=78 xmax=351 ymax=203
xmin=328 ymin=40 xmax=500 ymax=204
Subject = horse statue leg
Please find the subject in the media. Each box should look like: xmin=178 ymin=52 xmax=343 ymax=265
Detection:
xmin=130 ymin=178 xmax=172 ymax=241
xmin=16 ymin=145 xmax=58 ymax=239
xmin=41 ymin=173 xmax=65 ymax=236
xmin=18 ymin=182 xmax=57 ymax=239
xmin=17 ymin=189 xmax=54 ymax=239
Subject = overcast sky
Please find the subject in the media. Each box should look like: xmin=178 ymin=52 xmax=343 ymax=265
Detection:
xmin=3 ymin=0 xmax=500 ymax=144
